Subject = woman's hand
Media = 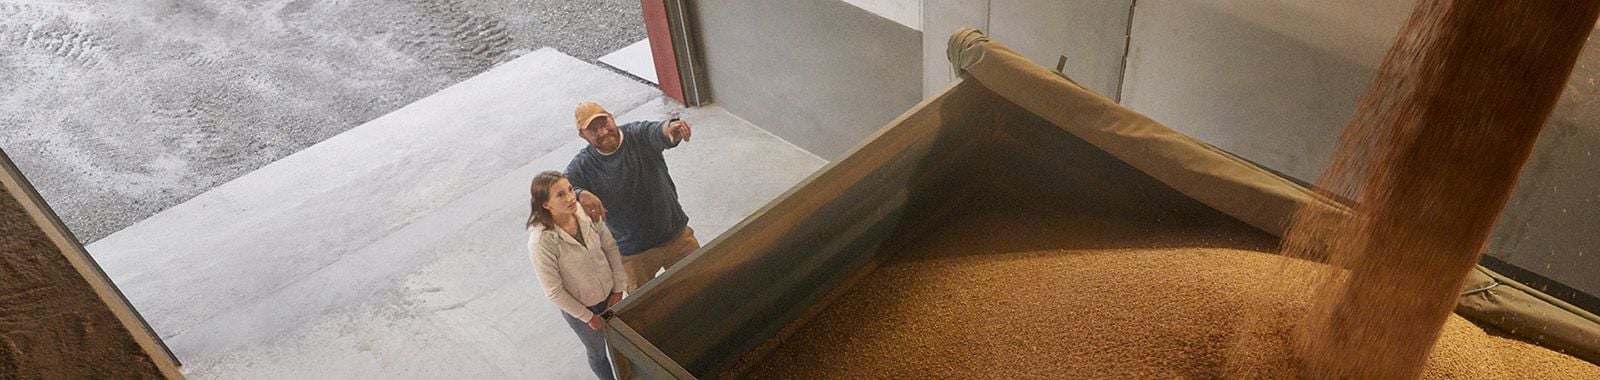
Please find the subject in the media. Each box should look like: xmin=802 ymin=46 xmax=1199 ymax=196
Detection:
xmin=587 ymin=314 xmax=604 ymax=330
xmin=607 ymin=292 xmax=623 ymax=308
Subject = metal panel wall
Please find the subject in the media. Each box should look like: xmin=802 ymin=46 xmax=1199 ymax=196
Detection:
xmin=690 ymin=0 xmax=923 ymax=160
xmin=921 ymin=1 xmax=1134 ymax=100
xmin=0 ymin=150 xmax=182 ymax=378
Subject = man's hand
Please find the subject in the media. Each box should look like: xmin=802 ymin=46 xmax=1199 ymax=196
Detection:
xmin=664 ymin=119 xmax=692 ymax=143
xmin=587 ymin=314 xmax=603 ymax=330
xmin=606 ymin=292 xmax=623 ymax=308
xmin=578 ymin=190 xmax=606 ymax=222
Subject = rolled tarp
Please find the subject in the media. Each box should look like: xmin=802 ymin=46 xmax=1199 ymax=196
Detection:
xmin=948 ymin=27 xmax=1349 ymax=238
xmin=946 ymin=27 xmax=1600 ymax=364
xmin=1458 ymin=266 xmax=1600 ymax=363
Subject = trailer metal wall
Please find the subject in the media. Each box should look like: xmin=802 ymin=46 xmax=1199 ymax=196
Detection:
xmin=0 ymin=150 xmax=181 ymax=378
xmin=689 ymin=0 xmax=922 ymax=160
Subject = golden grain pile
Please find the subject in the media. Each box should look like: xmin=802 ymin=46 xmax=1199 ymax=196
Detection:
xmin=737 ymin=201 xmax=1598 ymax=379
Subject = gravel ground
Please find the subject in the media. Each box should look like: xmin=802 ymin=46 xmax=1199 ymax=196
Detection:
xmin=0 ymin=0 xmax=646 ymax=242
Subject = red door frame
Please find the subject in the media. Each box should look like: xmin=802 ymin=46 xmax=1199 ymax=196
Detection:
xmin=641 ymin=0 xmax=686 ymax=104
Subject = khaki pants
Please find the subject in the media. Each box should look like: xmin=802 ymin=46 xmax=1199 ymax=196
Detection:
xmin=613 ymin=226 xmax=697 ymax=380
xmin=620 ymin=226 xmax=699 ymax=293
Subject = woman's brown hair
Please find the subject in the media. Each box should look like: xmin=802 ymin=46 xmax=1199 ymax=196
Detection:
xmin=526 ymin=171 xmax=566 ymax=229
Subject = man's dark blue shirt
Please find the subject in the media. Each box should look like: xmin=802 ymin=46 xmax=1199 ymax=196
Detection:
xmin=565 ymin=120 xmax=689 ymax=256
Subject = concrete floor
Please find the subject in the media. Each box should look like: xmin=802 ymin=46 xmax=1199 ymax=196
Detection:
xmin=85 ymin=48 xmax=825 ymax=378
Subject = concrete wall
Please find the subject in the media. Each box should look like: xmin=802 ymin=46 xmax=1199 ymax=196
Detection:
xmin=1120 ymin=0 xmax=1411 ymax=181
xmin=1 ymin=152 xmax=177 ymax=378
xmin=922 ymin=0 xmax=1134 ymax=100
xmin=691 ymin=0 xmax=922 ymax=160
xmin=1488 ymin=31 xmax=1600 ymax=302
xmin=842 ymin=0 xmax=922 ymax=31
xmin=921 ymin=0 xmax=989 ymax=97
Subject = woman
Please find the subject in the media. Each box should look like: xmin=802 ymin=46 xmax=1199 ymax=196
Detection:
xmin=527 ymin=170 xmax=626 ymax=380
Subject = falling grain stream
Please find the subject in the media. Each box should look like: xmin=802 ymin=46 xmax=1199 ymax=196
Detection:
xmin=1281 ymin=1 xmax=1600 ymax=378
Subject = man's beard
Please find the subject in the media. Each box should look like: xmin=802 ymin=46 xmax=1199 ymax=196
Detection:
xmin=597 ymin=136 xmax=620 ymax=153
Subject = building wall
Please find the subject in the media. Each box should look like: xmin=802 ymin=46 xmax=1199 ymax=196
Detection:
xmin=691 ymin=0 xmax=923 ymax=160
xmin=921 ymin=0 xmax=1133 ymax=100
xmin=921 ymin=0 xmax=989 ymax=97
xmin=1487 ymin=30 xmax=1600 ymax=301
xmin=1120 ymin=0 xmax=1410 ymax=182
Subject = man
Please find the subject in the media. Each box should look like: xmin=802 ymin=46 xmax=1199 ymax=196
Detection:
xmin=565 ymin=102 xmax=698 ymax=293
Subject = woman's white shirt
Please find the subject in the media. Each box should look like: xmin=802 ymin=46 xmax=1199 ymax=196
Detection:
xmin=529 ymin=204 xmax=627 ymax=321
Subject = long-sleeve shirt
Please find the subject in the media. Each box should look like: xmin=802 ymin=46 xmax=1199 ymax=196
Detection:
xmin=566 ymin=120 xmax=690 ymax=256
xmin=529 ymin=204 xmax=627 ymax=321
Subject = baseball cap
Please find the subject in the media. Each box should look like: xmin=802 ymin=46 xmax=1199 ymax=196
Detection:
xmin=574 ymin=102 xmax=611 ymax=130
